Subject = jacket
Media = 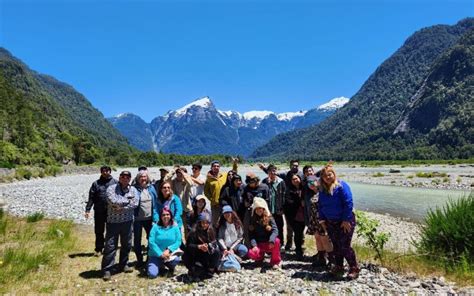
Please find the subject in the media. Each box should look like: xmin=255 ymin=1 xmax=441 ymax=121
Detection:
xmin=133 ymin=183 xmax=158 ymax=220
xmin=249 ymin=216 xmax=278 ymax=247
xmin=243 ymin=183 xmax=270 ymax=211
xmin=219 ymin=184 xmax=246 ymax=219
xmin=318 ymin=180 xmax=354 ymax=221
xmin=86 ymin=176 xmax=117 ymax=213
xmin=153 ymin=194 xmax=183 ymax=227
xmin=261 ymin=177 xmax=286 ymax=215
xmin=204 ymin=163 xmax=238 ymax=206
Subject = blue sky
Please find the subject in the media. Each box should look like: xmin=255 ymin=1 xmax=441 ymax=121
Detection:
xmin=1 ymin=0 xmax=472 ymax=122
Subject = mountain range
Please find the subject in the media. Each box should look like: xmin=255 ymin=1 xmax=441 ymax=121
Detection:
xmin=108 ymin=96 xmax=349 ymax=156
xmin=251 ymin=18 xmax=473 ymax=161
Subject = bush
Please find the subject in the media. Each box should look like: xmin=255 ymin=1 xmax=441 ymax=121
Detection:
xmin=417 ymin=193 xmax=474 ymax=267
xmin=15 ymin=167 xmax=32 ymax=180
xmin=26 ymin=212 xmax=44 ymax=223
xmin=355 ymin=210 xmax=390 ymax=263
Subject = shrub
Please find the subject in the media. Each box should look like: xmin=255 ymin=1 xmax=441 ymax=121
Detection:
xmin=372 ymin=172 xmax=385 ymax=177
xmin=0 ymin=209 xmax=7 ymax=237
xmin=15 ymin=167 xmax=32 ymax=180
xmin=26 ymin=212 xmax=44 ymax=223
xmin=355 ymin=210 xmax=390 ymax=263
xmin=417 ymin=193 xmax=474 ymax=267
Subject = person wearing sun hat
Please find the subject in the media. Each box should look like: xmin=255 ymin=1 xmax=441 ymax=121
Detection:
xmin=247 ymin=197 xmax=281 ymax=268
xmin=186 ymin=194 xmax=212 ymax=234
xmin=217 ymin=205 xmax=248 ymax=259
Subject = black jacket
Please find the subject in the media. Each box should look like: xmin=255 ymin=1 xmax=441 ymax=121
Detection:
xmin=219 ymin=184 xmax=246 ymax=219
xmin=85 ymin=176 xmax=117 ymax=213
xmin=249 ymin=216 xmax=278 ymax=247
xmin=243 ymin=183 xmax=270 ymax=210
xmin=285 ymin=184 xmax=304 ymax=219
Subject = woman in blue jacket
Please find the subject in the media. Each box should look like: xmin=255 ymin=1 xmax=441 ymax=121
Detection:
xmin=147 ymin=207 xmax=182 ymax=278
xmin=318 ymin=165 xmax=359 ymax=280
xmin=153 ymin=181 xmax=183 ymax=228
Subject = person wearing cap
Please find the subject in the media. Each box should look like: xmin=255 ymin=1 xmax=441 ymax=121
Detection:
xmin=183 ymin=212 xmax=221 ymax=279
xmin=190 ymin=163 xmax=205 ymax=200
xmin=186 ymin=194 xmax=212 ymax=235
xmin=217 ymin=205 xmax=248 ymax=259
xmin=102 ymin=170 xmax=139 ymax=281
xmin=133 ymin=170 xmax=158 ymax=267
xmin=204 ymin=158 xmax=238 ymax=226
xmin=219 ymin=174 xmax=246 ymax=222
xmin=242 ymin=172 xmax=269 ymax=246
xmin=147 ymin=207 xmax=182 ymax=278
xmin=262 ymin=164 xmax=286 ymax=250
xmin=85 ymin=166 xmax=117 ymax=256
xmin=247 ymin=197 xmax=281 ymax=268
xmin=153 ymin=168 xmax=170 ymax=194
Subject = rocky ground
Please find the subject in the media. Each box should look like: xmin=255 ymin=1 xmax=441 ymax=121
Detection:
xmin=0 ymin=168 xmax=473 ymax=294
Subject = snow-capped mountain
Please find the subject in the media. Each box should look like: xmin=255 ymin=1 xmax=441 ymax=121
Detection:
xmin=108 ymin=96 xmax=348 ymax=156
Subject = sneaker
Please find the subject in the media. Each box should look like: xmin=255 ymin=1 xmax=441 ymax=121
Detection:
xmin=271 ymin=262 xmax=282 ymax=270
xmin=103 ymin=271 xmax=111 ymax=281
xmin=347 ymin=267 xmax=360 ymax=280
xmin=121 ymin=265 xmax=133 ymax=273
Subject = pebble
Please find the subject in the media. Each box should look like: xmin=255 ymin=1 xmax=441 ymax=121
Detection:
xmin=0 ymin=170 xmax=473 ymax=295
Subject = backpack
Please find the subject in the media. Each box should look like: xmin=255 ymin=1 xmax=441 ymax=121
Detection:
xmin=218 ymin=253 xmax=241 ymax=272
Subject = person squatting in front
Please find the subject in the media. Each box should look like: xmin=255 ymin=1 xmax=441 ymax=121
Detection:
xmin=217 ymin=205 xmax=248 ymax=260
xmin=147 ymin=207 xmax=182 ymax=278
xmin=247 ymin=197 xmax=281 ymax=269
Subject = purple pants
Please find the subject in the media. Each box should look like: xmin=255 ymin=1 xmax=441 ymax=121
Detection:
xmin=326 ymin=215 xmax=358 ymax=268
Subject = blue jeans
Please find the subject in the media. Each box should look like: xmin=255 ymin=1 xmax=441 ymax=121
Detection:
xmin=147 ymin=256 xmax=181 ymax=278
xmin=233 ymin=243 xmax=248 ymax=258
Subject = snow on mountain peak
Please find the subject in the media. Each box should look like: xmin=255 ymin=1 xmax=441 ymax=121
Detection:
xmin=317 ymin=97 xmax=349 ymax=111
xmin=242 ymin=111 xmax=274 ymax=120
xmin=115 ymin=113 xmax=132 ymax=118
xmin=277 ymin=110 xmax=307 ymax=121
xmin=175 ymin=97 xmax=212 ymax=116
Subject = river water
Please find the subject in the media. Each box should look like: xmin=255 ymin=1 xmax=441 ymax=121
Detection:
xmin=220 ymin=166 xmax=471 ymax=223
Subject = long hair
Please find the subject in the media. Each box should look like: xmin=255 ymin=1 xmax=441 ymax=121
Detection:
xmin=157 ymin=207 xmax=175 ymax=227
xmin=249 ymin=207 xmax=272 ymax=232
xmin=158 ymin=180 xmax=174 ymax=202
xmin=319 ymin=164 xmax=340 ymax=195
xmin=217 ymin=210 xmax=243 ymax=232
xmin=134 ymin=171 xmax=151 ymax=188
xmin=194 ymin=219 xmax=216 ymax=242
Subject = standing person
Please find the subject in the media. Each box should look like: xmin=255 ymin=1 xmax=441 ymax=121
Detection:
xmin=154 ymin=168 xmax=170 ymax=194
xmin=219 ymin=169 xmax=236 ymax=196
xmin=284 ymin=174 xmax=306 ymax=260
xmin=190 ymin=163 xmax=205 ymax=202
xmin=85 ymin=166 xmax=117 ymax=256
xmin=167 ymin=167 xmax=193 ymax=234
xmin=242 ymin=172 xmax=269 ymax=246
xmin=257 ymin=159 xmax=303 ymax=250
xmin=102 ymin=171 xmax=138 ymax=281
xmin=306 ymin=174 xmax=333 ymax=268
xmin=247 ymin=197 xmax=281 ymax=269
xmin=153 ymin=181 xmax=183 ymax=229
xmin=318 ymin=165 xmax=359 ymax=280
xmin=219 ymin=174 xmax=246 ymax=222
xmin=204 ymin=158 xmax=238 ymax=226
xmin=217 ymin=206 xmax=248 ymax=259
xmin=133 ymin=170 xmax=158 ymax=267
xmin=261 ymin=165 xmax=286 ymax=249
xmin=183 ymin=212 xmax=221 ymax=279
xmin=147 ymin=207 xmax=182 ymax=278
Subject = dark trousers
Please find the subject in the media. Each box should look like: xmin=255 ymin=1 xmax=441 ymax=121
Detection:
xmin=101 ymin=221 xmax=133 ymax=272
xmin=290 ymin=220 xmax=305 ymax=253
xmin=183 ymin=247 xmax=220 ymax=272
xmin=273 ymin=213 xmax=284 ymax=245
xmin=133 ymin=219 xmax=153 ymax=263
xmin=326 ymin=215 xmax=358 ymax=268
xmin=94 ymin=212 xmax=107 ymax=253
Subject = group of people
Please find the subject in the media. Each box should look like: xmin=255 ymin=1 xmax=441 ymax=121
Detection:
xmin=85 ymin=159 xmax=359 ymax=282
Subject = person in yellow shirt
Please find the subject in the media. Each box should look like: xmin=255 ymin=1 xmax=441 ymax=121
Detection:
xmin=204 ymin=158 xmax=238 ymax=226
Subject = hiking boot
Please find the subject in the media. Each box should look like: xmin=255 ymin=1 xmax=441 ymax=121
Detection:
xmin=121 ymin=265 xmax=133 ymax=273
xmin=103 ymin=271 xmax=111 ymax=281
xmin=347 ymin=266 xmax=360 ymax=280
xmin=329 ymin=265 xmax=344 ymax=278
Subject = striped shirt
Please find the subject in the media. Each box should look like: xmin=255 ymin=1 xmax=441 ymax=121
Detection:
xmin=106 ymin=184 xmax=139 ymax=223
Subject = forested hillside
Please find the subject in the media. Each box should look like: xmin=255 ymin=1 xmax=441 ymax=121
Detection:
xmin=251 ymin=18 xmax=473 ymax=161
